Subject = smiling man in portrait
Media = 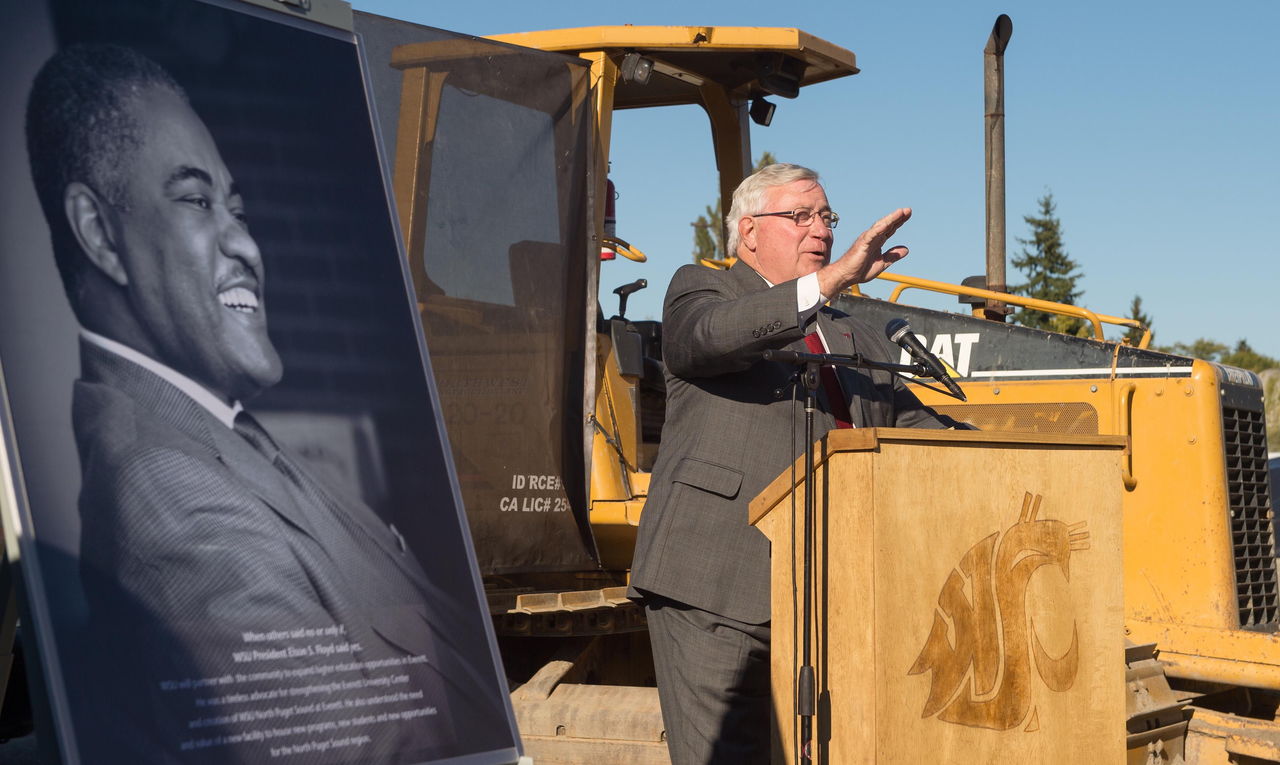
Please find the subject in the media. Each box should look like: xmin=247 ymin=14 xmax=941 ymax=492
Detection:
xmin=24 ymin=42 xmax=497 ymax=762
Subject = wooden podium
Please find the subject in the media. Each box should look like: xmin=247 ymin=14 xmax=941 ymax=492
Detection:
xmin=749 ymin=428 xmax=1127 ymax=764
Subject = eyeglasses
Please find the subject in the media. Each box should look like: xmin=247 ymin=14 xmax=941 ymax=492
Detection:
xmin=751 ymin=208 xmax=840 ymax=229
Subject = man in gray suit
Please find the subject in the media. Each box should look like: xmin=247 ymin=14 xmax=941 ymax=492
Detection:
xmin=26 ymin=44 xmax=503 ymax=762
xmin=630 ymin=163 xmax=956 ymax=764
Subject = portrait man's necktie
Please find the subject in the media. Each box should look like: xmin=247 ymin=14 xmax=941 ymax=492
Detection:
xmin=233 ymin=411 xmax=279 ymax=461
xmin=230 ymin=414 xmax=430 ymax=606
xmin=233 ymin=411 xmax=407 ymax=572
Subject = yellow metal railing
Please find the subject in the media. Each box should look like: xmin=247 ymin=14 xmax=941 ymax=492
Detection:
xmin=691 ymin=258 xmax=1151 ymax=348
xmin=849 ymin=272 xmax=1152 ymax=349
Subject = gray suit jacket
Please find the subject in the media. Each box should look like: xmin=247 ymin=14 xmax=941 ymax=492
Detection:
xmin=73 ymin=341 xmax=506 ymax=763
xmin=629 ymin=262 xmax=952 ymax=624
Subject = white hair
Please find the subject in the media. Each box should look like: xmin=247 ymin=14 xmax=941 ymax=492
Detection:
xmin=724 ymin=163 xmax=821 ymax=255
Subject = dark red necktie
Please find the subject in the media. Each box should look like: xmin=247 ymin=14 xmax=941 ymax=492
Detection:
xmin=804 ymin=332 xmax=852 ymax=429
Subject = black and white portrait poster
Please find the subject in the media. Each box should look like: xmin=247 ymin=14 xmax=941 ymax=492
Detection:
xmin=0 ymin=0 xmax=519 ymax=762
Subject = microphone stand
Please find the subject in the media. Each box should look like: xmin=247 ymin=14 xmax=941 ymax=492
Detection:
xmin=762 ymin=348 xmax=935 ymax=763
xmin=765 ymin=348 xmax=928 ymax=377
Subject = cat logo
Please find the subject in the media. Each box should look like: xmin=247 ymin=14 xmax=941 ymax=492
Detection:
xmin=896 ymin=331 xmax=981 ymax=376
xmin=908 ymin=493 xmax=1089 ymax=731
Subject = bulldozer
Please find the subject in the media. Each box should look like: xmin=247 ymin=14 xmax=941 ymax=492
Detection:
xmin=358 ymin=11 xmax=1279 ymax=764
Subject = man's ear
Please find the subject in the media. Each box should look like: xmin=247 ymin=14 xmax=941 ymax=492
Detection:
xmin=64 ymin=182 xmax=128 ymax=286
xmin=738 ymin=215 xmax=757 ymax=254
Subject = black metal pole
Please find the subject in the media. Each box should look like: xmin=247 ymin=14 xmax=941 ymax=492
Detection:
xmin=761 ymin=347 xmax=942 ymax=763
xmin=984 ymin=14 xmax=1013 ymax=320
xmin=797 ymin=359 xmax=819 ymax=762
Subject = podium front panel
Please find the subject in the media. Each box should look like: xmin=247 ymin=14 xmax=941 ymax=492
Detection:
xmin=754 ymin=429 xmax=1126 ymax=764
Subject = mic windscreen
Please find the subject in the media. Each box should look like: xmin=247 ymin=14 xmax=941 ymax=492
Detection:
xmin=885 ymin=318 xmax=912 ymax=344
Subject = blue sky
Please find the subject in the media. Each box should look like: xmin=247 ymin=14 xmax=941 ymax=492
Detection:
xmin=352 ymin=0 xmax=1280 ymax=358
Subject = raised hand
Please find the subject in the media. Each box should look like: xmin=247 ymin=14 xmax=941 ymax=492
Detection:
xmin=818 ymin=207 xmax=912 ymax=297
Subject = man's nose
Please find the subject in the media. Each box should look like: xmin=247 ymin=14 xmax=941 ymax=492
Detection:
xmin=808 ymin=217 xmax=834 ymax=240
xmin=219 ymin=212 xmax=264 ymax=271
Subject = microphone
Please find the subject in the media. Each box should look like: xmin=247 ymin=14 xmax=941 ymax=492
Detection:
xmin=884 ymin=318 xmax=967 ymax=401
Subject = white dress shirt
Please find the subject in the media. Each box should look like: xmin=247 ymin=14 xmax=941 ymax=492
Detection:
xmin=80 ymin=328 xmax=242 ymax=429
xmin=758 ymin=271 xmax=833 ymax=351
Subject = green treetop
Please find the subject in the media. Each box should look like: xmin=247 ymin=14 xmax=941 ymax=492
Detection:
xmin=1010 ymin=192 xmax=1086 ymax=335
xmin=691 ymin=151 xmax=776 ymax=263
xmin=1124 ymin=294 xmax=1153 ymax=346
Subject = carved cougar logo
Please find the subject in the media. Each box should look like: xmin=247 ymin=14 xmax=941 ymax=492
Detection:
xmin=908 ymin=493 xmax=1089 ymax=731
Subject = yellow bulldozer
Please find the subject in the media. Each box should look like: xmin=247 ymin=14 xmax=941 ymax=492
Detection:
xmin=358 ymin=12 xmax=1278 ymax=763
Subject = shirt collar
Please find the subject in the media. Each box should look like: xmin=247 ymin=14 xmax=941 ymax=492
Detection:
xmin=80 ymin=328 xmax=243 ymax=429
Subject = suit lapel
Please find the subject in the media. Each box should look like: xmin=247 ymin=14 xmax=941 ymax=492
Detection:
xmin=727 ymin=260 xmax=771 ymax=297
xmin=297 ymin=464 xmax=435 ymax=593
xmin=817 ymin=308 xmax=855 ymax=355
xmin=200 ymin=405 xmax=435 ymax=602
xmin=208 ymin=423 xmax=328 ymax=543
xmin=816 ymin=309 xmax=868 ymax=428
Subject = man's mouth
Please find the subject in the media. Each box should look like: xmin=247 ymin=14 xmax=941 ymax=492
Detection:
xmin=218 ymin=286 xmax=260 ymax=314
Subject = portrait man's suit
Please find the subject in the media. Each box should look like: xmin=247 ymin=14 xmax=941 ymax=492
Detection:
xmin=630 ymin=260 xmax=951 ymax=624
xmin=74 ymin=340 xmax=501 ymax=763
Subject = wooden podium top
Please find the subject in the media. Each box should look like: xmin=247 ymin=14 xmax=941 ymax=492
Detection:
xmin=749 ymin=427 xmax=1126 ymax=526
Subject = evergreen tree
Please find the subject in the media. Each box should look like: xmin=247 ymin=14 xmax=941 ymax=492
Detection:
xmin=1221 ymin=339 xmax=1280 ymax=373
xmin=1160 ymin=338 xmax=1279 ymax=373
xmin=691 ymin=151 xmax=776 ymax=262
xmin=1162 ymin=338 xmax=1228 ymax=361
xmin=1010 ymin=193 xmax=1085 ymax=335
xmin=690 ymin=202 xmax=723 ymax=263
xmin=1124 ymin=294 xmax=1153 ymax=346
